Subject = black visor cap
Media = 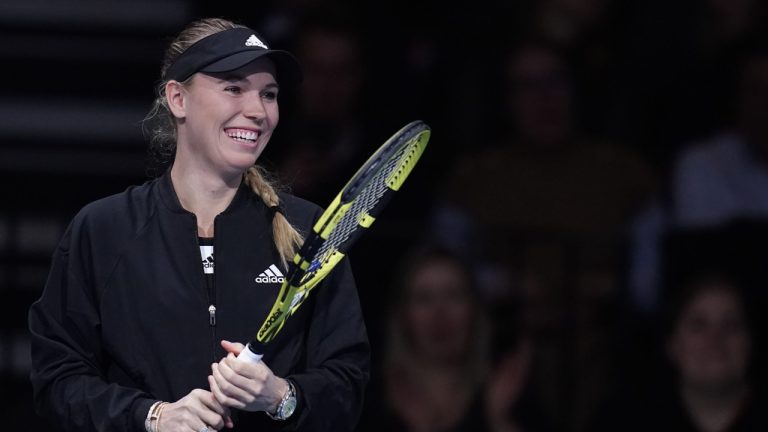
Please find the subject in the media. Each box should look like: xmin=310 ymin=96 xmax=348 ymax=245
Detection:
xmin=164 ymin=27 xmax=302 ymax=86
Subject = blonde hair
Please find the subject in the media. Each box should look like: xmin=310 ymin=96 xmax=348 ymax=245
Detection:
xmin=145 ymin=17 xmax=303 ymax=268
xmin=244 ymin=166 xmax=304 ymax=269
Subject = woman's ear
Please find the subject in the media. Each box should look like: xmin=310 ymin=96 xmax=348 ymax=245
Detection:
xmin=165 ymin=80 xmax=187 ymax=119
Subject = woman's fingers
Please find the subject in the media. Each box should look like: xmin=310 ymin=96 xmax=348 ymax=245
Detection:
xmin=198 ymin=388 xmax=233 ymax=428
xmin=220 ymin=339 xmax=246 ymax=355
xmin=209 ymin=373 xmax=246 ymax=410
xmin=212 ymin=362 xmax=255 ymax=401
xmin=158 ymin=389 xmax=230 ymax=432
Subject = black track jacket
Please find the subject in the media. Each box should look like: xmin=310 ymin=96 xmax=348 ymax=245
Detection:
xmin=28 ymin=172 xmax=370 ymax=431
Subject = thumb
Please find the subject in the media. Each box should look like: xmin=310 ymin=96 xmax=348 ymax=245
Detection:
xmin=220 ymin=340 xmax=246 ymax=355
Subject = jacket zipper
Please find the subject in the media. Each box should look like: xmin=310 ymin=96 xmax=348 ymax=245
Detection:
xmin=193 ymin=218 xmax=218 ymax=363
xmin=208 ymin=273 xmax=217 ymax=363
xmin=208 ymin=218 xmax=219 ymax=363
xmin=209 ymin=304 xmax=217 ymax=326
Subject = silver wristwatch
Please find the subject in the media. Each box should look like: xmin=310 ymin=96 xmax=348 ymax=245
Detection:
xmin=268 ymin=380 xmax=297 ymax=421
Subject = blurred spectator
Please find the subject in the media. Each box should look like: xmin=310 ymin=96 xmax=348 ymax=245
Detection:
xmin=438 ymin=39 xmax=655 ymax=244
xmin=672 ymin=46 xmax=768 ymax=227
xmin=527 ymin=0 xmax=625 ymax=136
xmin=358 ymin=246 xmax=490 ymax=432
xmin=626 ymin=43 xmax=768 ymax=319
xmin=268 ymin=11 xmax=372 ymax=206
xmin=431 ymin=38 xmax=656 ymax=432
xmin=601 ymin=271 xmax=768 ymax=431
xmin=436 ymin=35 xmax=655 ymax=323
xmin=664 ymin=274 xmax=762 ymax=430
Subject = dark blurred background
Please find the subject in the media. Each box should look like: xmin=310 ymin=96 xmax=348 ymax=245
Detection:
xmin=3 ymin=0 xmax=768 ymax=430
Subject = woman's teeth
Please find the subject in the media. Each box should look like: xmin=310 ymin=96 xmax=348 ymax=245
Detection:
xmin=227 ymin=129 xmax=257 ymax=142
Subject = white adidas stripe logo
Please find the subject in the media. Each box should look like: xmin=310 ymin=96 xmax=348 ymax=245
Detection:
xmin=255 ymin=264 xmax=285 ymax=283
xmin=245 ymin=34 xmax=268 ymax=49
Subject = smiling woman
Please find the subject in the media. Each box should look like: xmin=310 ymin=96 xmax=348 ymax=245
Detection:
xmin=145 ymin=19 xmax=302 ymax=264
xmin=169 ymin=62 xmax=281 ymax=173
xmin=166 ymin=60 xmax=286 ymax=239
xmin=28 ymin=17 xmax=370 ymax=432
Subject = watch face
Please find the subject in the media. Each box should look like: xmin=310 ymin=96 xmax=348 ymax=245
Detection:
xmin=281 ymin=397 xmax=297 ymax=419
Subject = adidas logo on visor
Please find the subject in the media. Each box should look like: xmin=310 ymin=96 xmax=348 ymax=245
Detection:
xmin=245 ymin=34 xmax=268 ymax=49
xmin=255 ymin=264 xmax=285 ymax=283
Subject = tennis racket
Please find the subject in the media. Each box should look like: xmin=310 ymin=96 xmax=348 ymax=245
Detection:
xmin=238 ymin=120 xmax=430 ymax=363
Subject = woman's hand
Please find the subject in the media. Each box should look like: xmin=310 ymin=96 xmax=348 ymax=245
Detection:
xmin=485 ymin=342 xmax=531 ymax=432
xmin=156 ymin=388 xmax=233 ymax=431
xmin=208 ymin=340 xmax=289 ymax=413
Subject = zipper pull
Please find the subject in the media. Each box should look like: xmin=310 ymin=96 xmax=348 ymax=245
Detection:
xmin=208 ymin=304 xmax=217 ymax=326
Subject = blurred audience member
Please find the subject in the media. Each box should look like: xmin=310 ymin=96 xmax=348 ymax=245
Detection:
xmin=432 ymin=38 xmax=656 ymax=432
xmin=269 ymin=12 xmax=371 ymax=205
xmin=594 ymin=271 xmax=768 ymax=431
xmin=359 ymin=246 xmax=490 ymax=432
xmin=438 ymin=39 xmax=655 ymax=244
xmin=673 ymin=47 xmax=768 ymax=227
xmin=627 ymin=45 xmax=768 ymax=319
xmin=528 ymin=0 xmax=624 ymax=135
xmin=664 ymin=274 xmax=761 ymax=430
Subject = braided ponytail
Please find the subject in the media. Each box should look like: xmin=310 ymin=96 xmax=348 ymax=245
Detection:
xmin=245 ymin=166 xmax=304 ymax=269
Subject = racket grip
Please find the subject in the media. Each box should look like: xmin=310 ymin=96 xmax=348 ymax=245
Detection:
xmin=237 ymin=342 xmax=263 ymax=363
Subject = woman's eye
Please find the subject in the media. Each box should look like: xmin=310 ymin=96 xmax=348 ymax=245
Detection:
xmin=262 ymin=90 xmax=278 ymax=101
xmin=224 ymin=86 xmax=242 ymax=94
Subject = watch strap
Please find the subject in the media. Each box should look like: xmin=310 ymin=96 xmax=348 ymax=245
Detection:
xmin=267 ymin=379 xmax=297 ymax=420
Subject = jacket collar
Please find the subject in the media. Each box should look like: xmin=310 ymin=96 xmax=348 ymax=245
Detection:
xmin=156 ymin=169 xmax=253 ymax=215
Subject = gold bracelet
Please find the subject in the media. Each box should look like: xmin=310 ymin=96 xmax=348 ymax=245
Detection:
xmin=151 ymin=402 xmax=168 ymax=432
xmin=144 ymin=402 xmax=162 ymax=432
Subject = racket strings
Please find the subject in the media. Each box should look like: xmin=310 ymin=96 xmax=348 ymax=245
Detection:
xmin=303 ymin=142 xmax=412 ymax=280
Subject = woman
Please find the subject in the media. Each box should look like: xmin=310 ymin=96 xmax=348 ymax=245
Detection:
xmin=597 ymin=272 xmax=768 ymax=432
xmin=361 ymin=246 xmax=490 ymax=432
xmin=661 ymin=273 xmax=766 ymax=431
xmin=28 ymin=18 xmax=369 ymax=432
